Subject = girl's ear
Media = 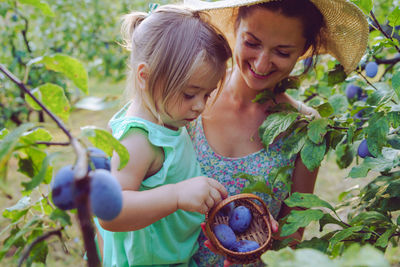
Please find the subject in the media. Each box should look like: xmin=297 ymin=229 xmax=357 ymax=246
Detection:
xmin=136 ymin=63 xmax=149 ymax=90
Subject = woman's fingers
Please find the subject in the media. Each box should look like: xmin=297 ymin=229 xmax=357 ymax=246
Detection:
xmin=269 ymin=213 xmax=279 ymax=233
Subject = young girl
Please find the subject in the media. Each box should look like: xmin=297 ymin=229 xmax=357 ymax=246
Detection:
xmin=94 ymin=5 xmax=232 ymax=267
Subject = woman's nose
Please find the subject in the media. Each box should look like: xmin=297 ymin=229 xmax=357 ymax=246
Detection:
xmin=254 ymin=51 xmax=272 ymax=74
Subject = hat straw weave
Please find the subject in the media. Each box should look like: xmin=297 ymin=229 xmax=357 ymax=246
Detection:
xmin=184 ymin=0 xmax=369 ymax=74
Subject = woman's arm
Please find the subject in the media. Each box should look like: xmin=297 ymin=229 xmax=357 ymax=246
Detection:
xmin=277 ymin=93 xmax=321 ymax=118
xmin=277 ymin=155 xmax=319 ymax=245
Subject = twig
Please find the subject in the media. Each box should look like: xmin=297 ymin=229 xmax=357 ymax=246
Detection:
xmin=0 ymin=63 xmax=73 ymax=140
xmin=35 ymin=141 xmax=71 ymax=146
xmin=369 ymin=11 xmax=400 ymax=53
xmin=17 ymin=228 xmax=63 ymax=267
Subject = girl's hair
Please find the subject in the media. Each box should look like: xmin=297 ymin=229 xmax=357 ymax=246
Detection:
xmin=235 ymin=0 xmax=325 ymax=75
xmin=121 ymin=5 xmax=232 ymax=123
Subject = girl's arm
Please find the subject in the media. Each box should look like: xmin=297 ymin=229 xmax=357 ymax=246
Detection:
xmin=99 ymin=130 xmax=227 ymax=232
xmin=277 ymin=155 xmax=319 ymax=245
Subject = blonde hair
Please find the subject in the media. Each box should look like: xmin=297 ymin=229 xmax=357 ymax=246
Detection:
xmin=121 ymin=5 xmax=232 ymax=123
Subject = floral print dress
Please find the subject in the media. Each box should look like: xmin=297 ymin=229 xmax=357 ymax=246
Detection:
xmin=186 ymin=116 xmax=296 ymax=267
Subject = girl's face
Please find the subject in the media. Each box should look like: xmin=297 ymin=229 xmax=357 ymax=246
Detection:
xmin=234 ymin=8 xmax=306 ymax=91
xmin=160 ymin=62 xmax=223 ymax=130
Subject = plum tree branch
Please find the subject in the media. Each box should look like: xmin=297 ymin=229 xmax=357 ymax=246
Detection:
xmin=0 ymin=63 xmax=73 ymax=140
xmin=17 ymin=228 xmax=64 ymax=267
xmin=369 ymin=11 xmax=400 ymax=53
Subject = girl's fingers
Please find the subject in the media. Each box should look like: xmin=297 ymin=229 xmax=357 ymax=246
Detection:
xmin=204 ymin=240 xmax=218 ymax=253
xmin=207 ymin=178 xmax=228 ymax=198
xmin=209 ymin=187 xmax=223 ymax=204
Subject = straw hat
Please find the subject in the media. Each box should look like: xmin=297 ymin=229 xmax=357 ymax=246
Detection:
xmin=184 ymin=0 xmax=369 ymax=74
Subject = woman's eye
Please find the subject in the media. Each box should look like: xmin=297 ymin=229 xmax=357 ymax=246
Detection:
xmin=183 ymin=93 xmax=195 ymax=99
xmin=277 ymin=50 xmax=290 ymax=57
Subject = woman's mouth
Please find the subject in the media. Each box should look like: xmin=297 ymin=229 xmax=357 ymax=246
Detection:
xmin=249 ymin=63 xmax=272 ymax=79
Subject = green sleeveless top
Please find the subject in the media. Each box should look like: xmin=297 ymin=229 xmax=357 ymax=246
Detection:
xmin=95 ymin=106 xmax=205 ymax=267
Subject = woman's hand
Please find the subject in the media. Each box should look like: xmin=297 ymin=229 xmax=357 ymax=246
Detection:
xmin=200 ymin=213 xmax=279 ymax=267
xmin=175 ymin=176 xmax=228 ymax=214
xmin=297 ymin=102 xmax=321 ymax=119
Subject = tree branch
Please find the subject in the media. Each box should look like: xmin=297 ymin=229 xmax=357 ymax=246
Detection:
xmin=0 ymin=63 xmax=73 ymax=140
xmin=17 ymin=228 xmax=64 ymax=267
xmin=369 ymin=11 xmax=400 ymax=53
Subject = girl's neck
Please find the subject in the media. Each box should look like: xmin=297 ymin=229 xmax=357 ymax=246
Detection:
xmin=126 ymin=99 xmax=159 ymax=125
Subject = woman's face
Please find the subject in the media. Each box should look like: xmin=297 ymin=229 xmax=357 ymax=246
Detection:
xmin=234 ymin=8 xmax=307 ymax=91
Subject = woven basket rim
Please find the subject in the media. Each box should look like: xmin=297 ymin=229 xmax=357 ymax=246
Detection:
xmin=205 ymin=193 xmax=272 ymax=263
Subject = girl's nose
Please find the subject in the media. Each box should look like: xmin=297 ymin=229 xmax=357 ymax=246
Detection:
xmin=192 ymin=98 xmax=206 ymax=112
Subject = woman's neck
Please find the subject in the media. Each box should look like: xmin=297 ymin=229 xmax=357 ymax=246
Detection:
xmin=227 ymin=66 xmax=274 ymax=110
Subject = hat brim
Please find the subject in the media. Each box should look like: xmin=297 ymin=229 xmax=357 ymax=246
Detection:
xmin=184 ymin=0 xmax=369 ymax=74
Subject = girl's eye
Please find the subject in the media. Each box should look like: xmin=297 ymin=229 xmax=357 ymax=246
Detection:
xmin=183 ymin=93 xmax=195 ymax=100
xmin=244 ymin=40 xmax=258 ymax=48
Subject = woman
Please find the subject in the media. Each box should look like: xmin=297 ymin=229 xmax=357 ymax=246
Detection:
xmin=184 ymin=0 xmax=368 ymax=266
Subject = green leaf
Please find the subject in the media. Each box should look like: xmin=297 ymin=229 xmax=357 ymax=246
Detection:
xmin=261 ymin=247 xmax=336 ymax=267
xmin=19 ymin=0 xmax=55 ymax=17
xmin=328 ymin=94 xmax=348 ymax=115
xmin=0 ymin=128 xmax=9 ymax=139
xmin=296 ymin=238 xmax=329 ymax=253
xmin=388 ymin=7 xmax=400 ymax=28
xmin=0 ymin=123 xmax=35 ymax=175
xmin=335 ymin=143 xmax=354 ymax=169
xmin=366 ymin=83 xmax=395 ymax=106
xmin=25 ymin=83 xmax=70 ymax=121
xmin=38 ymin=54 xmax=88 ymax=94
xmin=281 ymin=209 xmax=324 ymax=237
xmin=49 ymin=209 xmax=72 ymax=226
xmin=319 ymin=213 xmax=347 ymax=231
xmin=365 ymin=113 xmax=389 ymax=157
xmin=328 ymin=64 xmax=347 ymax=85
xmin=375 ymin=226 xmax=396 ymax=248
xmin=300 ymin=138 xmax=326 ymax=171
xmin=252 ymin=89 xmax=275 ymax=104
xmin=19 ymin=128 xmax=52 ymax=145
xmin=242 ymin=181 xmax=274 ymax=196
xmin=259 ymin=112 xmax=298 ymax=151
xmin=282 ymin=127 xmax=307 ymax=157
xmin=349 ymin=211 xmax=391 ymax=226
xmin=351 ymin=0 xmax=373 ymax=15
xmin=316 ymin=102 xmax=334 ymax=118
xmin=2 ymin=196 xmax=31 ymax=222
xmin=338 ymin=243 xmax=390 ymax=267
xmin=307 ymin=118 xmax=329 ymax=144
xmin=349 ymin=147 xmax=400 ymax=178
xmin=0 ymin=217 xmax=40 ymax=260
xmin=81 ymin=126 xmax=129 ymax=170
xmin=329 ymin=226 xmax=364 ymax=248
xmin=284 ymin=192 xmax=334 ymax=211
xmin=392 ymin=71 xmax=400 ymax=100
xmin=27 ymin=240 xmax=48 ymax=265
xmin=21 ymin=152 xmax=60 ymax=191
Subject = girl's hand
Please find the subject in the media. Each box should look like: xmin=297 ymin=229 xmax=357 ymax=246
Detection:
xmin=200 ymin=213 xmax=279 ymax=267
xmin=175 ymin=176 xmax=228 ymax=214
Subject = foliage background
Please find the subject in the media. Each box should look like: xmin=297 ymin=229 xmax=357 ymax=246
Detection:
xmin=1 ymin=0 xmax=400 ymax=266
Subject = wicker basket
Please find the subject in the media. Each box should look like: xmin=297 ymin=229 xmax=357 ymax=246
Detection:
xmin=205 ymin=193 xmax=272 ymax=264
